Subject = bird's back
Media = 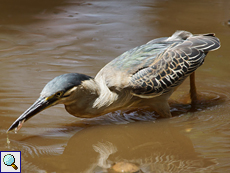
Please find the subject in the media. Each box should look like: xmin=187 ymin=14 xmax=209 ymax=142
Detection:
xmin=95 ymin=31 xmax=220 ymax=99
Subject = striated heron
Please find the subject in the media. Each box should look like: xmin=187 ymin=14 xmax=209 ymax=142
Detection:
xmin=7 ymin=31 xmax=220 ymax=132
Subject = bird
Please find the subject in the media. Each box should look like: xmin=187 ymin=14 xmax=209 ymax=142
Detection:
xmin=7 ymin=31 xmax=220 ymax=132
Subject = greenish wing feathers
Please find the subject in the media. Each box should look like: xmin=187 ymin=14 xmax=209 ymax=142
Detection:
xmin=130 ymin=34 xmax=220 ymax=97
xmin=108 ymin=41 xmax=168 ymax=75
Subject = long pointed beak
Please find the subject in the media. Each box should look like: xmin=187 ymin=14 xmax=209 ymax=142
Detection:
xmin=7 ymin=97 xmax=54 ymax=132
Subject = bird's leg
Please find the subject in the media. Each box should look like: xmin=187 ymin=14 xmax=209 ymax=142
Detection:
xmin=189 ymin=72 xmax=198 ymax=105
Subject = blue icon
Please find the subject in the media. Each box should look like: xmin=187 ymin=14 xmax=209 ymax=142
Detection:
xmin=3 ymin=154 xmax=18 ymax=170
xmin=1 ymin=151 xmax=21 ymax=173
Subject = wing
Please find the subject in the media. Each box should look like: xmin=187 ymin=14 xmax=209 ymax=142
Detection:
xmin=96 ymin=34 xmax=177 ymax=90
xmin=95 ymin=31 xmax=220 ymax=98
xmin=130 ymin=32 xmax=220 ymax=98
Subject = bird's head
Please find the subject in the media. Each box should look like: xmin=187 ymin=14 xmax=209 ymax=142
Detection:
xmin=7 ymin=73 xmax=92 ymax=132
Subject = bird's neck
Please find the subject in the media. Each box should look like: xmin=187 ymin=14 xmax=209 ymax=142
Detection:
xmin=64 ymin=78 xmax=120 ymax=118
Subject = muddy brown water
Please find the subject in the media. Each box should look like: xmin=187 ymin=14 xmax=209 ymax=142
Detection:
xmin=0 ymin=0 xmax=230 ymax=172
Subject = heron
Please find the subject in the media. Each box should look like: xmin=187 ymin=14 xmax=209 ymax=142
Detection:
xmin=7 ymin=31 xmax=220 ymax=132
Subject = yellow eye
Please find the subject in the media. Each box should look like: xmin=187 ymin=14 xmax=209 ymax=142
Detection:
xmin=55 ymin=91 xmax=63 ymax=98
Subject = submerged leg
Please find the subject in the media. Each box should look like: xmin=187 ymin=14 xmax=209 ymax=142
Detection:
xmin=190 ymin=72 xmax=198 ymax=105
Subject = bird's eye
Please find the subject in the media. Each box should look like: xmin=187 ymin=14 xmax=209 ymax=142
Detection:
xmin=55 ymin=91 xmax=63 ymax=98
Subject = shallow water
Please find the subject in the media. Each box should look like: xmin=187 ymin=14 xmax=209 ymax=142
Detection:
xmin=0 ymin=0 xmax=230 ymax=172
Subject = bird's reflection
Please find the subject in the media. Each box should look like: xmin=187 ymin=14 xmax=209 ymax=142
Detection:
xmin=8 ymin=116 xmax=218 ymax=173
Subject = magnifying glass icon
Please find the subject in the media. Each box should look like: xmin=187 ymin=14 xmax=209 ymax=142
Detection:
xmin=3 ymin=154 xmax=18 ymax=170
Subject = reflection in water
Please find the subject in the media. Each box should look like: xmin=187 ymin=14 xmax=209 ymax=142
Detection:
xmin=92 ymin=142 xmax=117 ymax=171
xmin=86 ymin=123 xmax=217 ymax=173
xmin=7 ymin=119 xmax=217 ymax=173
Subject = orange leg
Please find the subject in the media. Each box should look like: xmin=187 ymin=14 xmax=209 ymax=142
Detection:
xmin=190 ymin=72 xmax=197 ymax=105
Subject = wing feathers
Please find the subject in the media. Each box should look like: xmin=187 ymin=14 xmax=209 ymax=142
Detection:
xmin=130 ymin=32 xmax=220 ymax=97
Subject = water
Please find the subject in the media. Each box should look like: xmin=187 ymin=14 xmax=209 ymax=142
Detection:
xmin=0 ymin=0 xmax=230 ymax=172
